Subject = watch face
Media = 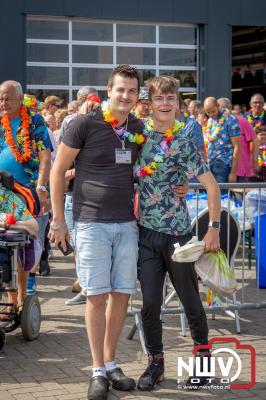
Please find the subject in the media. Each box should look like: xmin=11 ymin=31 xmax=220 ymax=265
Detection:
xmin=212 ymin=221 xmax=220 ymax=228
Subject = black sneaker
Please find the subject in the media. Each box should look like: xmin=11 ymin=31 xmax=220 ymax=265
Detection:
xmin=87 ymin=376 xmax=109 ymax=400
xmin=137 ymin=353 xmax=164 ymax=391
xmin=185 ymin=354 xmax=212 ymax=390
xmin=107 ymin=367 xmax=135 ymax=391
xmin=39 ymin=260 xmax=50 ymax=276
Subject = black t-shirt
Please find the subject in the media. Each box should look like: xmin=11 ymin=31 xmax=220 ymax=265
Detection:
xmin=62 ymin=108 xmax=143 ymax=223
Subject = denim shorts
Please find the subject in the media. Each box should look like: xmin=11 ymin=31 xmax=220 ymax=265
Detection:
xmin=64 ymin=193 xmax=74 ymax=246
xmin=74 ymin=221 xmax=138 ymax=296
xmin=209 ymin=159 xmax=231 ymax=183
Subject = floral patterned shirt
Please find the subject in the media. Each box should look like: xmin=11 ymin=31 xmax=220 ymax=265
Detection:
xmin=0 ymin=111 xmax=53 ymax=187
xmin=0 ymin=184 xmax=32 ymax=221
xmin=207 ymin=111 xmax=240 ymax=166
xmin=137 ymin=119 xmax=209 ymax=236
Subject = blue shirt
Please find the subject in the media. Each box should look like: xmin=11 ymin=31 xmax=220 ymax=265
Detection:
xmin=0 ymin=117 xmax=29 ymax=185
xmin=0 ymin=111 xmax=53 ymax=187
xmin=207 ymin=111 xmax=240 ymax=166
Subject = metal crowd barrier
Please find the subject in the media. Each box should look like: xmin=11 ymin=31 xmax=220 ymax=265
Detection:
xmin=127 ymin=182 xmax=266 ymax=353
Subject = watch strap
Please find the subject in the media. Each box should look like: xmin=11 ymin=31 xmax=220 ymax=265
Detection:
xmin=208 ymin=220 xmax=221 ymax=229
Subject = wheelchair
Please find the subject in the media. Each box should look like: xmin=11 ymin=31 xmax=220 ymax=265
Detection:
xmin=0 ymin=170 xmax=41 ymax=351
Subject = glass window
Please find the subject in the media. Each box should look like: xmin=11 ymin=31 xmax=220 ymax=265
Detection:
xmin=27 ymin=20 xmax=68 ymax=40
xmin=138 ymin=70 xmax=156 ymax=85
xmin=159 ymin=49 xmax=197 ymax=66
xmin=27 ymin=43 xmax=68 ymax=63
xmin=117 ymin=24 xmax=155 ymax=43
xmin=159 ymin=70 xmax=197 ymax=87
xmin=159 ymin=26 xmax=197 ymax=45
xmin=72 ymin=68 xmax=112 ymax=86
xmin=72 ymin=21 xmax=113 ymax=41
xmin=27 ymin=67 xmax=69 ymax=85
xmin=117 ymin=47 xmax=155 ymax=65
xmin=72 ymin=45 xmax=113 ymax=64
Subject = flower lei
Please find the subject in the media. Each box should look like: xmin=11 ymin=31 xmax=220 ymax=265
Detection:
xmin=134 ymin=117 xmax=185 ymax=177
xmin=101 ymin=103 xmax=146 ymax=145
xmin=258 ymin=144 xmax=266 ymax=167
xmin=246 ymin=112 xmax=265 ymax=129
xmin=23 ymin=96 xmax=38 ymax=109
xmin=205 ymin=110 xmax=229 ymax=142
xmin=1 ymin=104 xmax=31 ymax=163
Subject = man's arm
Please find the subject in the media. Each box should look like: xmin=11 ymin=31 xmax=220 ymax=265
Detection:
xmin=197 ymin=170 xmax=221 ymax=252
xmin=252 ymin=137 xmax=259 ymax=175
xmin=48 ymin=143 xmax=80 ymax=251
xmin=37 ymin=148 xmax=52 ymax=211
xmin=229 ymin=136 xmax=241 ymax=182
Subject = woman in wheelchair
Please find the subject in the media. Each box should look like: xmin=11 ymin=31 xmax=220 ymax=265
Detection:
xmin=0 ymin=179 xmax=39 ymax=317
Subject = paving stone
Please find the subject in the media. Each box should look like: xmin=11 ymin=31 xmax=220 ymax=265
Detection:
xmin=0 ymin=249 xmax=265 ymax=399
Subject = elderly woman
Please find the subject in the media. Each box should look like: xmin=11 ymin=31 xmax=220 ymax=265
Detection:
xmin=0 ymin=178 xmax=39 ymax=315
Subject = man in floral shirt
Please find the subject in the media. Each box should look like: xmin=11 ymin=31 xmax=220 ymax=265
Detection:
xmin=0 ymin=81 xmax=52 ymax=197
xmin=204 ymin=97 xmax=240 ymax=183
xmin=245 ymin=93 xmax=266 ymax=128
xmin=0 ymin=80 xmax=53 ymax=285
xmin=136 ymin=76 xmax=221 ymax=391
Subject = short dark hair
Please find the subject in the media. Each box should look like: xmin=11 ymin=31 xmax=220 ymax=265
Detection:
xmin=146 ymin=75 xmax=179 ymax=100
xmin=108 ymin=64 xmax=141 ymax=92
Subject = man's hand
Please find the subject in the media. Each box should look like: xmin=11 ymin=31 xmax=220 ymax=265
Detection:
xmin=48 ymin=222 xmax=70 ymax=252
xmin=253 ymin=160 xmax=259 ymax=175
xmin=64 ymin=168 xmax=75 ymax=191
xmin=37 ymin=190 xmax=48 ymax=215
xmin=79 ymin=101 xmax=100 ymax=115
xmin=228 ymin=172 xmax=237 ymax=183
xmin=172 ymin=182 xmax=189 ymax=198
xmin=203 ymin=228 xmax=220 ymax=252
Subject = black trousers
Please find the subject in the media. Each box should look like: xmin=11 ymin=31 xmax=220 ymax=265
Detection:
xmin=137 ymin=226 xmax=209 ymax=355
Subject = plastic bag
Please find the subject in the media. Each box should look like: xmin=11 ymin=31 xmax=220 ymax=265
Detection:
xmin=172 ymin=236 xmax=205 ymax=263
xmin=195 ymin=249 xmax=238 ymax=297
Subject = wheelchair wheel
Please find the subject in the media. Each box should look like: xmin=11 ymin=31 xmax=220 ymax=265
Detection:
xmin=0 ymin=327 xmax=5 ymax=351
xmin=21 ymin=295 xmax=41 ymax=341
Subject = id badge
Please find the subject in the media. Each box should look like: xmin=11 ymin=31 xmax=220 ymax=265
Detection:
xmin=115 ymin=148 xmax=132 ymax=164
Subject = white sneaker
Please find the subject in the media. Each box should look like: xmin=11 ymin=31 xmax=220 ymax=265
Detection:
xmin=65 ymin=292 xmax=87 ymax=305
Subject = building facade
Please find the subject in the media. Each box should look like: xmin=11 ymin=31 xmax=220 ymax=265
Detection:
xmin=1 ymin=0 xmax=266 ymax=102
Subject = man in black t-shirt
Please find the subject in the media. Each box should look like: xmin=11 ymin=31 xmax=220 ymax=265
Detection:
xmin=49 ymin=65 xmax=143 ymax=400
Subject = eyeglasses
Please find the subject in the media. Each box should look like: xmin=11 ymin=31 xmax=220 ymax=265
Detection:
xmin=152 ymin=96 xmax=178 ymax=105
xmin=51 ymin=103 xmax=60 ymax=107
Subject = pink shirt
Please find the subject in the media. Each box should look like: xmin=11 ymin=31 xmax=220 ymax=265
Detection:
xmin=236 ymin=115 xmax=256 ymax=177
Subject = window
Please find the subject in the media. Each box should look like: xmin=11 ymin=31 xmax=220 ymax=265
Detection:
xmin=26 ymin=17 xmax=199 ymax=101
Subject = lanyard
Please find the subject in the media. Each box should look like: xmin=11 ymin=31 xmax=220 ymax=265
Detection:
xmin=112 ymin=117 xmax=128 ymax=149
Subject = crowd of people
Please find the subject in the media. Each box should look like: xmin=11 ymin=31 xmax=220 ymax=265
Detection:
xmin=0 ymin=66 xmax=266 ymax=400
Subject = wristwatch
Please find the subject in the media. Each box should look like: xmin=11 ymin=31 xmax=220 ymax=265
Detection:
xmin=36 ymin=184 xmax=47 ymax=192
xmin=208 ymin=220 xmax=221 ymax=229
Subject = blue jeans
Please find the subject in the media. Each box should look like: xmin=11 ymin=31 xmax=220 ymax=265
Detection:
xmin=64 ymin=193 xmax=74 ymax=246
xmin=209 ymin=159 xmax=231 ymax=183
xmin=36 ymin=214 xmax=49 ymax=250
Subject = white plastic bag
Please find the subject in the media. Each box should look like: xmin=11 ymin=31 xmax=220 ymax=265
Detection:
xmin=172 ymin=236 xmax=205 ymax=263
xmin=195 ymin=249 xmax=238 ymax=297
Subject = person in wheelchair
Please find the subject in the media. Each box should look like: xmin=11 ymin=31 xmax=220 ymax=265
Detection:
xmin=0 ymin=173 xmax=39 ymax=316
